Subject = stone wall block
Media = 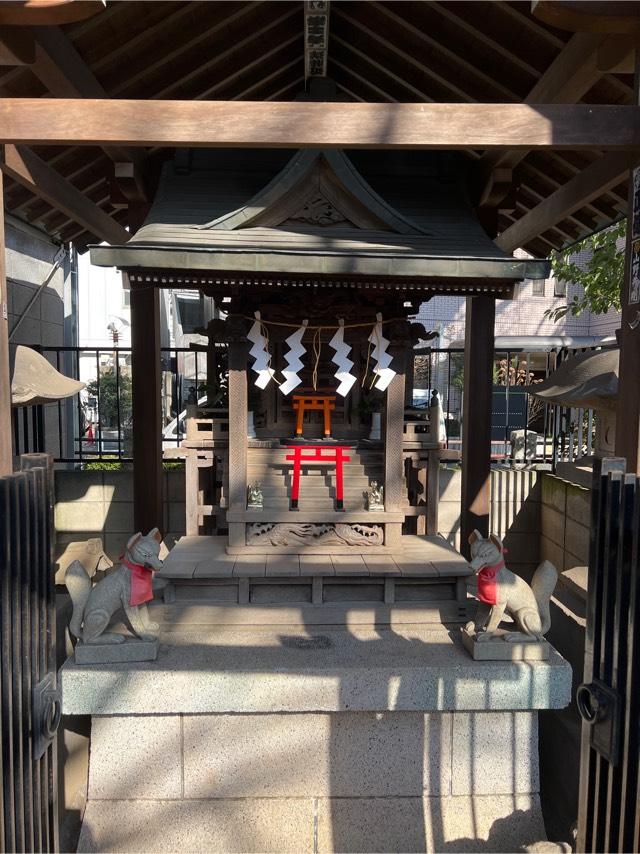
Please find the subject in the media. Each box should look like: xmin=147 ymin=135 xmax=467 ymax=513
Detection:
xmin=317 ymin=793 xmax=546 ymax=853
xmin=542 ymin=475 xmax=567 ymax=514
xmin=183 ymin=712 xmax=451 ymax=799
xmin=104 ymin=501 xmax=135 ymax=534
xmin=564 ymin=519 xmax=590 ymax=565
xmin=78 ymin=798 xmax=314 ymax=853
xmin=56 ymin=471 xmax=105 ymax=503
xmin=540 ymin=535 xmax=566 ymax=573
xmin=88 ymin=715 xmax=182 ymax=800
xmin=566 ymin=483 xmax=590 ymax=525
xmin=541 ymin=504 xmax=566 ymax=549
xmin=103 ymin=472 xmax=134 ymax=502
xmin=451 ymin=711 xmax=538 ymax=796
xmin=55 ymin=501 xmax=106 ymax=532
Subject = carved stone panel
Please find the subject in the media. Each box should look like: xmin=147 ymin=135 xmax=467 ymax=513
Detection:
xmin=247 ymin=522 xmax=384 ymax=547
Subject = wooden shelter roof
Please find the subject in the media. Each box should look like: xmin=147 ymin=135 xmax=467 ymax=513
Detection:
xmin=89 ymin=148 xmax=550 ymax=287
xmin=0 ymin=1 xmax=634 ymax=256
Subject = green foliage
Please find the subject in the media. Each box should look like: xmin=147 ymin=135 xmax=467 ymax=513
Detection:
xmin=82 ymin=455 xmax=127 ymax=471
xmin=545 ymin=220 xmax=626 ymax=322
xmin=86 ymin=369 xmax=132 ymax=429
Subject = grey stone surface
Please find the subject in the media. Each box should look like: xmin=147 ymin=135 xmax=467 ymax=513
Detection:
xmin=541 ymin=505 xmax=565 ymax=549
xmin=317 ymin=794 xmax=546 ymax=852
xmin=542 ymin=476 xmax=567 ymax=515
xmin=564 ymin=519 xmax=589 ymax=565
xmin=451 ymin=712 xmax=539 ymax=796
xmin=89 ymin=716 xmax=181 ymax=799
xmin=74 ymin=637 xmax=159 ymax=664
xmin=183 ymin=712 xmax=450 ymax=798
xmin=78 ymin=797 xmax=314 ymax=852
xmin=61 ymin=624 xmax=572 ymax=715
xmin=461 ymin=629 xmax=550 ymax=661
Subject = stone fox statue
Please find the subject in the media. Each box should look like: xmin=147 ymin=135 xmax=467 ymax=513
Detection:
xmin=66 ymin=529 xmax=163 ymax=645
xmin=466 ymin=530 xmax=557 ymax=642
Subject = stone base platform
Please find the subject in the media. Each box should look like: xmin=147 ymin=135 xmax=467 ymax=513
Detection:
xmin=157 ymin=534 xmax=473 ymax=625
xmin=62 ymin=624 xmax=571 ymax=852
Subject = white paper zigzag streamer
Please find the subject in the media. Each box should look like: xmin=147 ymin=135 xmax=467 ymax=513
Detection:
xmin=247 ymin=312 xmax=275 ymax=389
xmin=279 ymin=320 xmax=308 ymax=395
xmin=329 ymin=321 xmax=357 ymax=397
xmin=368 ymin=313 xmax=396 ymax=392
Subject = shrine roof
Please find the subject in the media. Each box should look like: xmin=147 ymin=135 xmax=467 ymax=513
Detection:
xmin=90 ymin=149 xmax=550 ymax=286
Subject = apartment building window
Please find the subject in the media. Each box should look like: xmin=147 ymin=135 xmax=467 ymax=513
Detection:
xmin=554 ymin=277 xmax=567 ymax=297
xmin=531 ymin=278 xmax=545 ymax=296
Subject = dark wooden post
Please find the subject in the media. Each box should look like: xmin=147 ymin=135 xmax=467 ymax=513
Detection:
xmin=615 ymin=56 xmax=640 ymax=471
xmin=130 ymin=275 xmax=163 ymax=533
xmin=0 ymin=165 xmax=12 ymax=474
xmin=384 ymin=323 xmax=409 ymax=549
xmin=460 ymin=294 xmax=495 ymax=558
xmin=226 ymin=317 xmax=248 ymax=550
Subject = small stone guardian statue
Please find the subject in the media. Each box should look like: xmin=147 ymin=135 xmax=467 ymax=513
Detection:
xmin=247 ymin=482 xmax=263 ymax=509
xmin=462 ymin=530 xmax=558 ymax=660
xmin=66 ymin=528 xmax=164 ymax=663
xmin=366 ymin=481 xmax=384 ymax=511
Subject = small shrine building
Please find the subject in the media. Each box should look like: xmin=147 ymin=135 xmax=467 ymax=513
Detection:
xmin=91 ymin=146 xmax=549 ymax=604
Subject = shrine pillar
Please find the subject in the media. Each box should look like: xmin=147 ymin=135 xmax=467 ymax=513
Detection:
xmin=130 ymin=278 xmax=163 ymax=533
xmin=226 ymin=317 xmax=248 ymax=549
xmin=460 ymin=294 xmax=495 ymax=558
xmin=384 ymin=324 xmax=410 ymax=549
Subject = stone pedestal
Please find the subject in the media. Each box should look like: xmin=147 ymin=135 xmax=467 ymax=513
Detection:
xmin=61 ymin=624 xmax=571 ymax=853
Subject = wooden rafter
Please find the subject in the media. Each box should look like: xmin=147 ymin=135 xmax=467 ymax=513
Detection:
xmin=0 ymin=99 xmax=638 ymax=149
xmin=495 ymin=151 xmax=637 ymax=252
xmin=0 ymin=144 xmax=128 ymax=244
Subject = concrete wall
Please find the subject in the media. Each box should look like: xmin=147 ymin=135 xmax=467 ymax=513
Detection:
xmin=6 ymin=216 xmax=77 ymax=461
xmin=537 ymin=472 xmax=589 ymax=842
xmin=54 ymin=469 xmax=186 ymax=567
xmin=438 ymin=466 xmax=540 ymax=578
xmin=79 ymin=711 xmax=545 ymax=853
xmin=540 ymin=474 xmax=590 ymax=573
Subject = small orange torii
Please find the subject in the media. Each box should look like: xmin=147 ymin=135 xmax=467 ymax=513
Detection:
xmin=291 ymin=392 xmax=336 ymax=438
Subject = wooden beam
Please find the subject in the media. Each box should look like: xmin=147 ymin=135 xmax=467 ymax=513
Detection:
xmin=495 ymin=151 xmax=637 ymax=252
xmin=0 ymin=27 xmax=35 ymax=64
xmin=0 ymin=1 xmax=104 ymax=26
xmin=460 ymin=295 xmax=495 ymax=558
xmin=0 ymin=144 xmax=129 ymax=244
xmin=27 ymin=26 xmax=143 ymax=175
xmin=0 ymin=100 xmax=638 ymax=149
xmin=0 ymin=166 xmax=12 ymax=473
xmin=532 ymin=1 xmax=640 ymax=36
xmin=478 ymin=31 xmax=613 ymax=203
xmin=597 ymin=34 xmax=637 ymax=74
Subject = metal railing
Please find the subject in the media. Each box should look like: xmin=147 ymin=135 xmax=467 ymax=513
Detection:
xmin=13 ymin=345 xmax=599 ymax=468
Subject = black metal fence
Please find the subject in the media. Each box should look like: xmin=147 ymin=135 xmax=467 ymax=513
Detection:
xmin=577 ymin=457 xmax=640 ymax=853
xmin=13 ymin=344 xmax=600 ymax=467
xmin=0 ymin=455 xmax=59 ymax=853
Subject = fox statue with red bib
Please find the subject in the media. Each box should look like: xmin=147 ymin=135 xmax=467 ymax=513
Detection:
xmin=464 ymin=530 xmax=557 ymax=643
xmin=66 ymin=528 xmax=163 ymax=648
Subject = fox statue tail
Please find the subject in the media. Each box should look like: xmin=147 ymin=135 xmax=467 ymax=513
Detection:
xmin=531 ymin=560 xmax=558 ymax=635
xmin=65 ymin=559 xmax=92 ymax=639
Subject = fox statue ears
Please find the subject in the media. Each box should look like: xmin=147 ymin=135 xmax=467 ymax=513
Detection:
xmin=126 ymin=528 xmax=163 ymax=551
xmin=468 ymin=529 xmax=483 ymax=545
xmin=467 ymin=529 xmax=504 ymax=553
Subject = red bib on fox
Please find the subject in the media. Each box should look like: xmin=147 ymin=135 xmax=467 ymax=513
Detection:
xmin=477 ymin=559 xmax=505 ymax=606
xmin=121 ymin=556 xmax=155 ymax=606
